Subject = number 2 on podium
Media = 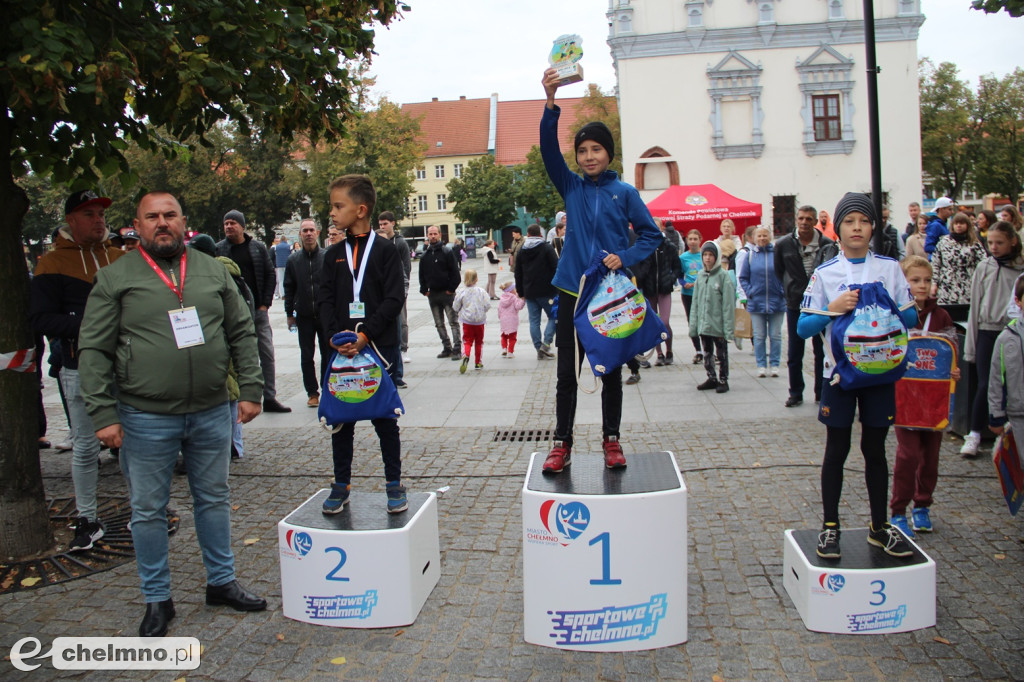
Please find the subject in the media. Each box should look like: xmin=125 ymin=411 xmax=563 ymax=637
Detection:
xmin=589 ymin=532 xmax=622 ymax=585
xmin=325 ymin=547 xmax=350 ymax=582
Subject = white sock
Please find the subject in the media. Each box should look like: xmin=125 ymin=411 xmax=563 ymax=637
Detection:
xmin=969 ymin=430 xmax=981 ymax=439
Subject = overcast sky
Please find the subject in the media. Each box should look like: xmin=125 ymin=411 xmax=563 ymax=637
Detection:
xmin=367 ymin=0 xmax=1021 ymax=103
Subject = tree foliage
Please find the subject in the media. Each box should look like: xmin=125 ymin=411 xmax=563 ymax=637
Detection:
xmin=513 ymin=145 xmax=564 ymax=227
xmin=0 ymin=0 xmax=405 ymax=558
xmin=446 ymin=155 xmax=519 ymax=231
xmin=972 ymin=69 xmax=1024 ymax=201
xmin=919 ymin=59 xmax=979 ymax=200
xmin=563 ymin=83 xmax=624 ymax=177
xmin=971 ymin=0 xmax=1024 ymax=17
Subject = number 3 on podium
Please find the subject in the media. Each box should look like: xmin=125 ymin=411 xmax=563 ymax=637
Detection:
xmin=589 ymin=532 xmax=622 ymax=585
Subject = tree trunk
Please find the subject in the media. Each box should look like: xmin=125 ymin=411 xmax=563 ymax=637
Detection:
xmin=0 ymin=110 xmax=54 ymax=558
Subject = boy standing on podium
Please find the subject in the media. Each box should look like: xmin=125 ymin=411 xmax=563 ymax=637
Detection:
xmin=318 ymin=175 xmax=408 ymax=514
xmin=538 ymin=67 xmax=661 ymax=474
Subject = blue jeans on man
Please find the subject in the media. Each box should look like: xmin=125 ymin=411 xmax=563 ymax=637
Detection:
xmin=120 ymin=401 xmax=236 ymax=602
xmin=526 ymin=297 xmax=555 ymax=350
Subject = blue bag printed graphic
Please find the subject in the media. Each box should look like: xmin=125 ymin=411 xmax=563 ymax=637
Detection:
xmin=573 ymin=251 xmax=668 ymax=376
xmin=829 ymin=282 xmax=909 ymax=389
xmin=318 ymin=332 xmax=404 ymax=428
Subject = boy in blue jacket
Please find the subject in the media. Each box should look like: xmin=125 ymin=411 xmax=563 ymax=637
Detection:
xmin=539 ymin=68 xmax=661 ymax=474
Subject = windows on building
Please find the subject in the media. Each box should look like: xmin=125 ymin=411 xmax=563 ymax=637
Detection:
xmin=415 ymin=167 xmax=426 ymax=180
xmin=436 ymin=194 xmax=447 ymax=210
xmin=796 ymin=45 xmax=856 ymax=156
xmin=827 ymin=0 xmax=844 ymax=20
xmin=453 ymin=163 xmax=463 ymax=178
xmin=417 ymin=195 xmax=428 ymax=212
xmin=706 ymin=51 xmax=765 ymax=160
xmin=435 ymin=164 xmax=445 ymax=179
xmin=686 ymin=1 xmax=704 ymax=27
xmin=812 ymin=95 xmax=841 ymax=141
xmin=772 ymin=195 xmax=796 ymax=237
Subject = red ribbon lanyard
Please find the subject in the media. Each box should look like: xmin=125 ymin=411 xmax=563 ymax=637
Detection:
xmin=139 ymin=247 xmax=187 ymax=306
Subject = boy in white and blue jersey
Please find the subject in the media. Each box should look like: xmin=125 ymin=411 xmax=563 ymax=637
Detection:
xmin=798 ymin=192 xmax=918 ymax=561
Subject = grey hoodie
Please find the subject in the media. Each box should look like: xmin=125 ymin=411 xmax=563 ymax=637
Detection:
xmin=990 ymin=318 xmax=1024 ymax=425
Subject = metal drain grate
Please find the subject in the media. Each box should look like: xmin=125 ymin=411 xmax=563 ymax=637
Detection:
xmin=493 ymin=428 xmax=555 ymax=442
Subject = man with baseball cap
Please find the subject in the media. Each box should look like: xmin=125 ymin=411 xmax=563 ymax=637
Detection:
xmin=30 ymin=189 xmax=124 ymax=552
xmin=122 ymin=229 xmax=141 ymax=252
xmin=924 ymin=197 xmax=954 ymax=259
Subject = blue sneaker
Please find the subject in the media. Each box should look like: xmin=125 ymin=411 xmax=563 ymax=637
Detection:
xmin=386 ymin=482 xmax=408 ymax=514
xmin=889 ymin=514 xmax=915 ymax=540
xmin=911 ymin=507 xmax=933 ymax=533
xmin=322 ymin=483 xmax=350 ymax=515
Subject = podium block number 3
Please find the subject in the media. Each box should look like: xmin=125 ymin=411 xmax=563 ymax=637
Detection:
xmin=589 ymin=532 xmax=622 ymax=586
xmin=325 ymin=547 xmax=350 ymax=582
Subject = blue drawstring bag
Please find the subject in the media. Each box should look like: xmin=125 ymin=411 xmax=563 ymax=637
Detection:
xmin=573 ymin=250 xmax=668 ymax=379
xmin=318 ymin=332 xmax=404 ymax=431
xmin=828 ymin=282 xmax=909 ymax=389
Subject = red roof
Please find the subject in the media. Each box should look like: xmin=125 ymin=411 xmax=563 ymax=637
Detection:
xmin=402 ymin=97 xmax=491 ymax=158
xmin=495 ymin=98 xmax=606 ymax=166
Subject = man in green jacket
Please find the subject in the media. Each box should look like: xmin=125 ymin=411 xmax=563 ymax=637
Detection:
xmin=78 ymin=192 xmax=266 ymax=638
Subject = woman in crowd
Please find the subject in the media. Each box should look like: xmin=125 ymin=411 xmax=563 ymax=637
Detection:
xmin=739 ymin=226 xmax=785 ymax=377
xmin=905 ymin=214 xmax=929 ymax=258
xmin=976 ymin=209 xmax=997 ymax=244
xmin=999 ymin=204 xmax=1023 ymax=233
xmin=932 ymin=211 xmax=987 ymax=305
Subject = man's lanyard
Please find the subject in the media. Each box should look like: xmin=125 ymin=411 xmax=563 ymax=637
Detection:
xmin=139 ymin=247 xmax=187 ymax=306
xmin=344 ymin=231 xmax=375 ymax=303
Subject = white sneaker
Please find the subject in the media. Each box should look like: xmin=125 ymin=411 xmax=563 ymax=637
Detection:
xmin=960 ymin=432 xmax=981 ymax=457
xmin=757 ymin=367 xmax=767 ymax=377
xmin=402 ymin=352 xmax=411 ymax=363
xmin=507 ymin=352 xmax=515 ymax=359
xmin=770 ymin=367 xmax=779 ymax=377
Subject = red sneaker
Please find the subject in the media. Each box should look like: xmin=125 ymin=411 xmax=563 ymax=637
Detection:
xmin=603 ymin=435 xmax=626 ymax=469
xmin=542 ymin=441 xmax=572 ymax=474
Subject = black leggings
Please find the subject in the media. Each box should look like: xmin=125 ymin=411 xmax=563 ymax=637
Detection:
xmin=821 ymin=425 xmax=890 ymax=529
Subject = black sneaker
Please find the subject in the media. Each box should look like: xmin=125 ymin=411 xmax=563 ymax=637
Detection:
xmin=663 ymin=353 xmax=674 ymax=366
xmin=692 ymin=353 xmax=703 ymax=365
xmin=437 ymin=348 xmax=452 ymax=359
xmin=625 ymin=373 xmax=641 ymax=385
xmin=816 ymin=523 xmax=841 ymax=559
xmin=715 ymin=381 xmax=730 ymax=393
xmin=867 ymin=523 xmax=914 ymax=558
xmin=263 ymin=399 xmax=292 ymax=413
xmin=785 ymin=396 xmax=803 ymax=407
xmin=394 ymin=379 xmax=408 ymax=389
xmin=69 ymin=517 xmax=105 ymax=552
xmin=697 ymin=378 xmax=718 ymax=391
xmin=654 ymin=354 xmax=666 ymax=366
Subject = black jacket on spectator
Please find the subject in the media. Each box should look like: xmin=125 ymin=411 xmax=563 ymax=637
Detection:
xmin=418 ymin=242 xmax=461 ymax=295
xmin=633 ymin=237 xmax=681 ymax=297
xmin=283 ymin=245 xmax=325 ymax=319
xmin=319 ymin=233 xmax=404 ymax=345
xmin=215 ymin=234 xmax=276 ymax=308
xmin=773 ymin=230 xmax=839 ymax=310
xmin=514 ymin=239 xmax=559 ymax=299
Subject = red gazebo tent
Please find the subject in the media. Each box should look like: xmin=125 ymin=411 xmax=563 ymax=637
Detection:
xmin=646 ymin=184 xmax=762 ymax=241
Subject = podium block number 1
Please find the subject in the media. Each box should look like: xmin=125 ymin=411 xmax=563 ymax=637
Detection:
xmin=325 ymin=547 xmax=350 ymax=582
xmin=589 ymin=532 xmax=622 ymax=586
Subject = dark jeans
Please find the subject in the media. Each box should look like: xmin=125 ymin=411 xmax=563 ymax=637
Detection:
xmin=296 ymin=315 xmax=330 ymax=397
xmin=427 ymin=291 xmax=460 ymax=350
xmin=680 ymin=294 xmax=702 ymax=352
xmin=786 ymin=308 xmax=824 ymax=401
xmin=700 ymin=335 xmax=728 ymax=382
xmin=555 ymin=292 xmax=622 ymax=448
xmin=970 ymin=329 xmax=1000 ymax=433
xmin=330 ymin=344 xmax=401 ymax=485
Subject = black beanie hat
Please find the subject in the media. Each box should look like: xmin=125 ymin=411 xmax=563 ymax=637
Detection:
xmin=574 ymin=122 xmax=615 ymax=162
xmin=832 ymin=192 xmax=875 ymax=237
xmin=224 ymin=209 xmax=246 ymax=229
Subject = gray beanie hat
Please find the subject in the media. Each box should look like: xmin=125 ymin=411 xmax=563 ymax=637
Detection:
xmin=832 ymin=193 xmax=875 ymax=237
xmin=224 ymin=209 xmax=246 ymax=229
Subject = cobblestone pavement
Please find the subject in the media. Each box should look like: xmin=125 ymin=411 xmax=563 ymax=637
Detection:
xmin=3 ymin=260 xmax=1022 ymax=681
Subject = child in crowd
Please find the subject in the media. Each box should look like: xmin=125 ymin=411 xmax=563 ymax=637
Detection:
xmin=961 ymin=221 xmax=1024 ymax=457
xmin=689 ymin=241 xmax=734 ymax=393
xmin=679 ymin=229 xmax=705 ymax=364
xmin=798 ymin=192 xmax=918 ymax=559
xmin=453 ymin=268 xmax=490 ymax=373
xmin=989 ymin=276 xmax=1024 ymax=446
xmin=539 ymin=67 xmax=661 ymax=473
xmin=889 ymin=256 xmax=960 ymax=538
xmin=318 ymin=174 xmax=407 ymax=515
xmin=718 ymin=239 xmax=743 ymax=350
xmin=497 ymin=281 xmax=525 ymax=358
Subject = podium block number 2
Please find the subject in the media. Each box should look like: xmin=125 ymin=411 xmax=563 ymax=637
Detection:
xmin=589 ymin=532 xmax=622 ymax=586
xmin=325 ymin=547 xmax=350 ymax=582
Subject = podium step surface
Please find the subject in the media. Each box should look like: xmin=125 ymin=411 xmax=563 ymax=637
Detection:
xmin=527 ymin=450 xmax=682 ymax=496
xmin=783 ymin=528 xmax=936 ymax=634
xmin=279 ymin=490 xmax=440 ymax=629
